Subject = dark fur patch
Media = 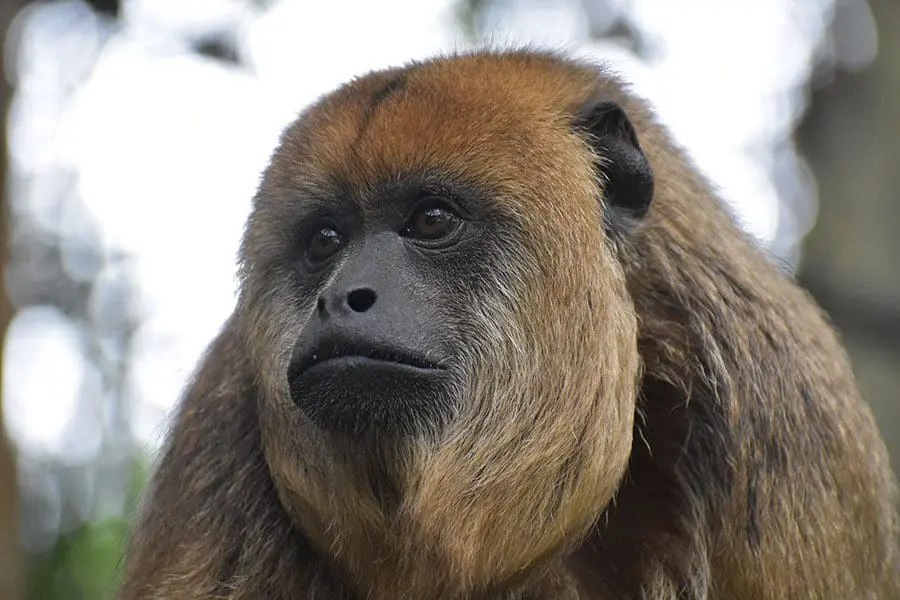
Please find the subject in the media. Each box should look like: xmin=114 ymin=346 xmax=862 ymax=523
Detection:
xmin=746 ymin=474 xmax=762 ymax=551
xmin=369 ymin=73 xmax=408 ymax=111
xmin=353 ymin=71 xmax=410 ymax=146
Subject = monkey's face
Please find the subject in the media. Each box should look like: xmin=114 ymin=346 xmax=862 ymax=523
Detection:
xmin=277 ymin=172 xmax=508 ymax=438
xmin=237 ymin=53 xmax=650 ymax=590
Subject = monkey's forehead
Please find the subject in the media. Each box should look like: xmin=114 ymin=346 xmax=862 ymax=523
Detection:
xmin=261 ymin=51 xmax=627 ymax=204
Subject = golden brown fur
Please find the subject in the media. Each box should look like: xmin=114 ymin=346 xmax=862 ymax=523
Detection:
xmin=118 ymin=50 xmax=899 ymax=599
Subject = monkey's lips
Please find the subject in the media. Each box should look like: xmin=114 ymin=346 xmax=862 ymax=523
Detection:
xmin=289 ymin=344 xmax=444 ymax=379
xmin=287 ymin=339 xmax=450 ymax=435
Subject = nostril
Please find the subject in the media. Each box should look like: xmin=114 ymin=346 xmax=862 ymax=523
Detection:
xmin=316 ymin=297 xmax=326 ymax=315
xmin=347 ymin=287 xmax=377 ymax=313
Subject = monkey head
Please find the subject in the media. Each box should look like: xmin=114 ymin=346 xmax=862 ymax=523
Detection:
xmin=235 ymin=54 xmax=653 ymax=594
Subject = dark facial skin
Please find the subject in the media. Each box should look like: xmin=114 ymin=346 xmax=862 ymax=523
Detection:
xmin=285 ymin=178 xmax=491 ymax=437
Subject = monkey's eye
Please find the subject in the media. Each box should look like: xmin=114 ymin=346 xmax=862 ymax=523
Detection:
xmin=306 ymin=227 xmax=345 ymax=264
xmin=401 ymin=202 xmax=461 ymax=241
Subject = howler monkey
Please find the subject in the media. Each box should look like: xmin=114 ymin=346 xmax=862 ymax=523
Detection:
xmin=118 ymin=50 xmax=899 ymax=600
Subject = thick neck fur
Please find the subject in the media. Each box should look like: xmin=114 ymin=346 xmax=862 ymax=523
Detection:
xmin=117 ymin=323 xmax=607 ymax=600
xmin=251 ymin=250 xmax=639 ymax=598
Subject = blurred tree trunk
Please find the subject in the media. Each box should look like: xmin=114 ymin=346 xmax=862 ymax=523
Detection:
xmin=0 ymin=219 xmax=19 ymax=596
xmin=797 ymin=0 xmax=900 ymax=473
xmin=0 ymin=201 xmax=19 ymax=600
xmin=0 ymin=1 xmax=26 ymax=598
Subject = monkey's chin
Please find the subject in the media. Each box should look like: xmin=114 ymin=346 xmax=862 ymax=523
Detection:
xmin=289 ymin=356 xmax=451 ymax=436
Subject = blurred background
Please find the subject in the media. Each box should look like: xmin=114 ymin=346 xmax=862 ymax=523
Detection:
xmin=0 ymin=0 xmax=897 ymax=598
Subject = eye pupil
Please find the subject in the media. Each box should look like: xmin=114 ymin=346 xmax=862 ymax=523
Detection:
xmin=406 ymin=205 xmax=459 ymax=240
xmin=308 ymin=227 xmax=344 ymax=262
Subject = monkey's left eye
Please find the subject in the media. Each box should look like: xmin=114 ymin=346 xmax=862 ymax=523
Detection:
xmin=305 ymin=227 xmax=346 ymax=264
xmin=401 ymin=202 xmax=462 ymax=242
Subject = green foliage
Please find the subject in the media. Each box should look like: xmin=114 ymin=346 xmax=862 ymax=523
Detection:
xmin=27 ymin=518 xmax=128 ymax=600
xmin=25 ymin=458 xmax=149 ymax=600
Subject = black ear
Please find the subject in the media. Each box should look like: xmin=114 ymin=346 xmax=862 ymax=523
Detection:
xmin=574 ymin=99 xmax=654 ymax=224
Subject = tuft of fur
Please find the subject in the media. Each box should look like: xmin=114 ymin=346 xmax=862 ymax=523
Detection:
xmin=119 ymin=49 xmax=899 ymax=600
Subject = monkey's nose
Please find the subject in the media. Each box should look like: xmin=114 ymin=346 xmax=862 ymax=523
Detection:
xmin=316 ymin=286 xmax=378 ymax=317
xmin=346 ymin=287 xmax=377 ymax=312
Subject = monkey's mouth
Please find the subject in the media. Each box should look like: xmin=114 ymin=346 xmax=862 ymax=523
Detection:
xmin=288 ymin=340 xmax=444 ymax=381
xmin=287 ymin=334 xmax=451 ymax=435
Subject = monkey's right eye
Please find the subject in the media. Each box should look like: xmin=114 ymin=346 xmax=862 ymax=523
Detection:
xmin=305 ymin=227 xmax=345 ymax=264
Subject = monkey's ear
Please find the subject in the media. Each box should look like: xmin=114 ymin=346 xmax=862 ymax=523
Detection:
xmin=574 ymin=99 xmax=654 ymax=224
